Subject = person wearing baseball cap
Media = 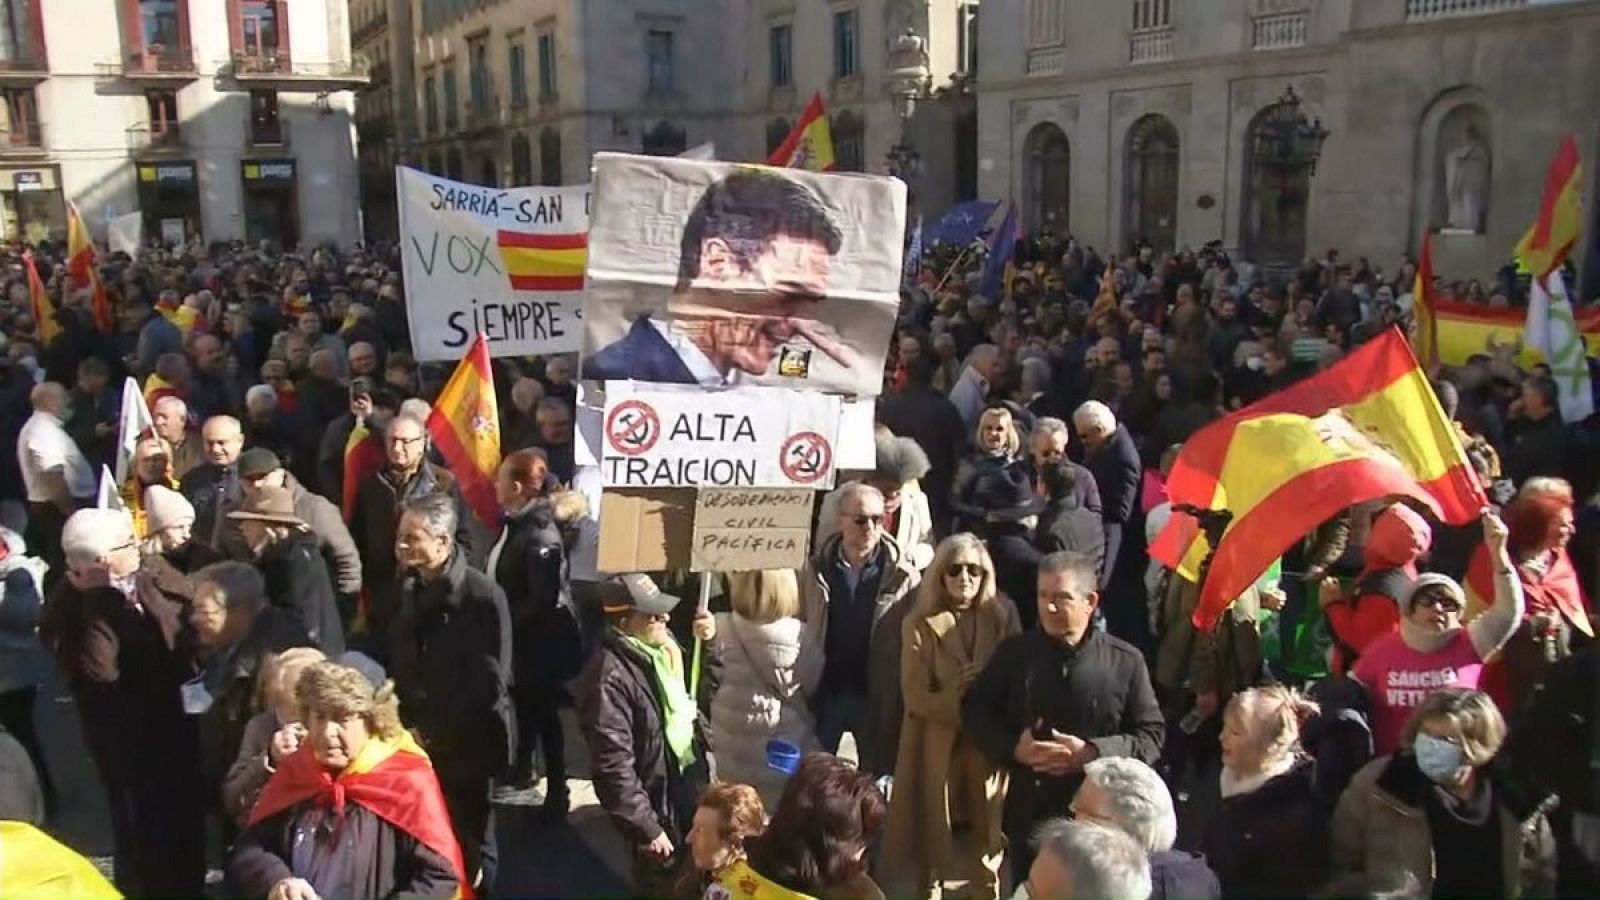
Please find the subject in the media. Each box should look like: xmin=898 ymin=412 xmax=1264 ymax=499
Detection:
xmin=577 ymin=572 xmax=718 ymax=896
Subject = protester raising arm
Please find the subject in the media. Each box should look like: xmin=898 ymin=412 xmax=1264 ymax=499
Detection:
xmin=1465 ymin=510 xmax=1523 ymax=660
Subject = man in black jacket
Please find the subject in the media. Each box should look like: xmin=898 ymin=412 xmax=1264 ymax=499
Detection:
xmin=961 ymin=551 xmax=1164 ymax=886
xmin=390 ymin=492 xmax=512 ymax=895
xmin=878 ymin=356 xmax=967 ymax=536
xmin=180 ymin=414 xmax=245 ymax=550
xmin=577 ymin=574 xmax=718 ymax=898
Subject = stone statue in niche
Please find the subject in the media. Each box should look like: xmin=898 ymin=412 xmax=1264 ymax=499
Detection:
xmin=1444 ymin=123 xmax=1490 ymax=233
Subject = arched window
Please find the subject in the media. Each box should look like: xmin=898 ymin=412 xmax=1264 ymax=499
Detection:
xmin=1023 ymin=123 xmax=1070 ymax=232
xmin=767 ymin=118 xmax=792 ymax=156
xmin=539 ymin=127 xmax=562 ymax=186
xmin=479 ymin=157 xmax=498 ymax=187
xmin=1124 ymin=114 xmax=1179 ymax=253
xmin=832 ymin=111 xmax=864 ymax=172
xmin=1242 ymin=102 xmax=1311 ymax=266
xmin=511 ymin=133 xmax=533 ymax=185
xmin=642 ymin=120 xmax=687 ymax=156
xmin=445 ymin=147 xmax=464 ymax=181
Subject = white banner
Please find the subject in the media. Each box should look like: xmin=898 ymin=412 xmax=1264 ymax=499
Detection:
xmin=108 ymin=211 xmax=142 ymax=258
xmin=396 ymin=166 xmax=589 ymax=361
xmin=600 ymin=382 xmax=840 ymax=488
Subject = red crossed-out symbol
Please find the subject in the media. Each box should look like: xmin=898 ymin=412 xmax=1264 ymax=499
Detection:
xmin=779 ymin=431 xmax=833 ymax=484
xmin=605 ymin=400 xmax=661 ymax=456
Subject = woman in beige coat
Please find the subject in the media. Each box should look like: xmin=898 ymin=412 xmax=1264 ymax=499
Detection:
xmin=881 ymin=533 xmax=1020 ymax=900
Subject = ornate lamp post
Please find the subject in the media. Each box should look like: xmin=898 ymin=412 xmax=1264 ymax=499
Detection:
xmin=1251 ymin=85 xmax=1329 ymax=177
xmin=885 ymin=28 xmax=930 ymax=184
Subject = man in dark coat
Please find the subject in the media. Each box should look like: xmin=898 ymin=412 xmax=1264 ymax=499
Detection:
xmin=390 ymin=493 xmax=512 ymax=894
xmin=180 ymin=413 xmax=246 ymax=550
xmin=577 ymin=573 xmax=719 ymax=898
xmin=350 ymin=413 xmax=475 ymax=657
xmin=236 ymin=448 xmax=363 ymax=621
xmin=229 ymin=486 xmax=346 ymax=655
xmin=1075 ymin=399 xmax=1143 ymax=636
xmin=962 ymin=551 xmax=1164 ymax=887
xmin=1505 ymin=375 xmax=1567 ymax=486
xmin=39 ymin=508 xmax=206 ymax=897
xmin=878 ymin=356 xmax=968 ymax=536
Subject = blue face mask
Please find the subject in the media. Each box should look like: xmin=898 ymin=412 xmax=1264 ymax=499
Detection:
xmin=1413 ymin=733 xmax=1465 ymax=783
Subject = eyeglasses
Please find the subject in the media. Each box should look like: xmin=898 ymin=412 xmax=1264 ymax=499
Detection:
xmin=389 ymin=435 xmax=424 ymax=447
xmin=945 ymin=562 xmax=984 ymax=579
xmin=852 ymin=514 xmax=884 ymax=528
xmin=1415 ymin=592 xmax=1462 ymax=612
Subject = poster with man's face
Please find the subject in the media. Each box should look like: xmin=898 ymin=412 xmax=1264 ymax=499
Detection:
xmin=580 ymin=154 xmax=905 ymax=397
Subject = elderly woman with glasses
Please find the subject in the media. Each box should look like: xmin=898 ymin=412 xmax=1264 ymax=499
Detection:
xmin=881 ymin=534 xmax=1020 ymax=900
xmin=1350 ymin=511 xmax=1523 ymax=757
xmin=1332 ymin=687 xmax=1556 ymax=897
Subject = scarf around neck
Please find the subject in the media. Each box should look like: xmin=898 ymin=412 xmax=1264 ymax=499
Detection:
xmin=621 ymin=632 xmax=698 ymax=772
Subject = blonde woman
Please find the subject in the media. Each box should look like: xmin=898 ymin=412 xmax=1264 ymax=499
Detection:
xmin=1200 ymin=685 xmax=1329 ymax=896
xmin=222 ymin=646 xmax=327 ymax=827
xmin=882 ymin=534 xmax=1020 ymax=900
xmin=949 ymin=406 xmax=1026 ymax=534
xmin=709 ymin=568 xmax=823 ymax=808
xmin=1333 ymin=687 xmax=1556 ymax=897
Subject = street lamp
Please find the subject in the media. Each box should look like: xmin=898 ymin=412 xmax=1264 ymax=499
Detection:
xmin=886 ymin=27 xmax=930 ymax=182
xmin=1250 ymin=85 xmax=1330 ymax=176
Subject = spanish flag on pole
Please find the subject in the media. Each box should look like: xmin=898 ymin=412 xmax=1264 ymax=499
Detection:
xmin=1412 ymin=232 xmax=1438 ymax=369
xmin=768 ymin=93 xmax=837 ymax=171
xmin=1150 ymin=329 xmax=1485 ymax=630
xmin=1514 ymin=134 xmax=1583 ymax=278
xmin=65 ymin=200 xmax=93 ymax=285
xmin=22 ymin=250 xmax=59 ymax=344
xmin=426 ymin=332 xmax=502 ymax=526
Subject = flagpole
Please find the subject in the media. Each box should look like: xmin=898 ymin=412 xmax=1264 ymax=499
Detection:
xmin=933 ymin=243 xmax=975 ymax=294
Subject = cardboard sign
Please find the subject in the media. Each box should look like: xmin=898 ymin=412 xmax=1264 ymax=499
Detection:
xmin=396 ymin=166 xmax=590 ymax=361
xmin=579 ymin=153 xmax=904 ymax=397
xmin=597 ymin=487 xmax=696 ymax=574
xmin=691 ymin=488 xmax=814 ymax=572
xmin=601 ymin=382 xmax=840 ymax=489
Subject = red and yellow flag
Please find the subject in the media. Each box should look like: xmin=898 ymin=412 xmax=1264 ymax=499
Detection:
xmin=768 ymin=93 xmax=837 ymax=172
xmin=1423 ymin=296 xmax=1600 ymax=369
xmin=251 ymin=732 xmax=473 ymax=899
xmin=497 ymin=230 xmax=586 ymax=292
xmin=23 ymin=250 xmax=59 ymax=344
xmin=426 ymin=332 xmax=502 ymax=526
xmin=88 ymin=265 xmax=114 ymax=335
xmin=1412 ymin=233 xmax=1437 ymax=369
xmin=65 ymin=201 xmax=93 ymax=286
xmin=1151 ymin=329 xmax=1485 ymax=630
xmin=1514 ymin=134 xmax=1583 ymax=278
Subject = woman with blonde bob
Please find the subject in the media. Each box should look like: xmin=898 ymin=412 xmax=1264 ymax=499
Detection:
xmin=710 ymin=568 xmax=823 ymax=807
xmin=950 ymin=407 xmax=1028 ymax=534
xmin=228 ymin=660 xmax=470 ymax=900
xmin=1331 ymin=687 xmax=1556 ymax=897
xmin=881 ymin=534 xmax=1019 ymax=899
xmin=222 ymin=647 xmax=327 ymax=827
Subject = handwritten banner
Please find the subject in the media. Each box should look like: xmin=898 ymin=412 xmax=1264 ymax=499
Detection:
xmin=396 ymin=166 xmax=590 ymax=361
xmin=691 ymin=487 xmax=814 ymax=572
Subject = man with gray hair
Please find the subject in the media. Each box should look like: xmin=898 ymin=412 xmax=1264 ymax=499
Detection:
xmin=1021 ymin=819 xmax=1153 ymax=900
xmin=40 ymin=507 xmax=206 ymax=897
xmin=390 ymin=492 xmax=511 ymax=892
xmin=1073 ymin=758 xmax=1220 ymax=898
xmin=950 ymin=343 xmax=1000 ymax=435
xmin=800 ymin=480 xmax=922 ymax=776
xmin=964 ymin=551 xmax=1164 ymax=885
xmin=1074 ymin=400 xmax=1141 ymax=599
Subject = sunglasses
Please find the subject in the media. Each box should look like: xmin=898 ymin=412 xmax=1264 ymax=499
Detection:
xmin=852 ymin=514 xmax=884 ymax=528
xmin=1415 ymin=592 xmax=1462 ymax=612
xmin=945 ymin=562 xmax=984 ymax=579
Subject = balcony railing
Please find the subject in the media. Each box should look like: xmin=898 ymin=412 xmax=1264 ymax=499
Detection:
xmin=228 ymin=52 xmax=371 ymax=90
xmin=127 ymin=44 xmax=197 ymax=75
xmin=1252 ymin=11 xmax=1308 ymax=50
xmin=1130 ymin=28 xmax=1174 ymax=64
xmin=0 ymin=50 xmax=47 ymax=81
xmin=127 ymin=124 xmax=183 ymax=152
xmin=1406 ymin=0 xmax=1525 ymax=19
xmin=0 ymin=120 xmax=45 ymax=152
xmin=1025 ymin=46 xmax=1065 ymax=77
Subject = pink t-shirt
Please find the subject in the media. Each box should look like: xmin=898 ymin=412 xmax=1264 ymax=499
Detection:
xmin=1352 ymin=630 xmax=1484 ymax=756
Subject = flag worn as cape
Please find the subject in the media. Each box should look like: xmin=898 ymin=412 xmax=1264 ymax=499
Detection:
xmin=342 ymin=417 xmax=384 ymax=521
xmin=23 ymin=250 xmax=59 ymax=344
xmin=249 ymin=731 xmax=472 ymax=899
xmin=1150 ymin=329 xmax=1485 ymax=630
xmin=767 ymin=93 xmax=836 ymax=171
xmin=426 ymin=332 xmax=502 ymax=526
xmin=1514 ymin=134 xmax=1583 ymax=278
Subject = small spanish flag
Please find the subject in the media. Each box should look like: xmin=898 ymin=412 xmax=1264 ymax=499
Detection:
xmin=497 ymin=230 xmax=586 ymax=292
xmin=426 ymin=332 xmax=502 ymax=526
xmin=88 ymin=265 xmax=114 ymax=335
xmin=1151 ymin=329 xmax=1485 ymax=630
xmin=65 ymin=201 xmax=93 ymax=286
xmin=1412 ymin=232 xmax=1437 ymax=370
xmin=768 ymin=93 xmax=837 ymax=172
xmin=23 ymin=250 xmax=59 ymax=344
xmin=1514 ymin=134 xmax=1583 ymax=279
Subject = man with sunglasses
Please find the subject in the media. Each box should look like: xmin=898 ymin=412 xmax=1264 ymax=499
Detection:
xmin=800 ymin=482 xmax=922 ymax=777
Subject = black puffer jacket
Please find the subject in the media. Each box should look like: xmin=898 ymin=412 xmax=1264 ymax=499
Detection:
xmin=492 ymin=502 xmax=582 ymax=686
xmin=349 ymin=462 xmax=475 ymax=649
xmin=1200 ymin=757 xmax=1330 ymax=897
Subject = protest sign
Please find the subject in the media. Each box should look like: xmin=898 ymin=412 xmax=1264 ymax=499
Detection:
xmin=396 ymin=166 xmax=589 ymax=361
xmin=691 ymin=487 xmax=814 ymax=572
xmin=579 ymin=153 xmax=904 ymax=397
xmin=601 ymin=382 xmax=840 ymax=489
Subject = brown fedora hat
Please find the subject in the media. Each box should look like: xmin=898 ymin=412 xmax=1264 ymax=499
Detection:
xmin=226 ymin=485 xmax=304 ymax=527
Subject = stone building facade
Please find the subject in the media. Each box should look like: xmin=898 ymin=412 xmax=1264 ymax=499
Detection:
xmin=976 ymin=0 xmax=1600 ymax=278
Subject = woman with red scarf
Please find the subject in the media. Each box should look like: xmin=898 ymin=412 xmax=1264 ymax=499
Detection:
xmin=1466 ymin=477 xmax=1592 ymax=713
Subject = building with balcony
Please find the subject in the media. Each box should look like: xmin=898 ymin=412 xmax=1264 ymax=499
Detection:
xmin=353 ymin=0 xmax=409 ymax=240
xmin=976 ymin=0 xmax=1600 ymax=276
xmin=0 ymin=0 xmax=364 ymax=247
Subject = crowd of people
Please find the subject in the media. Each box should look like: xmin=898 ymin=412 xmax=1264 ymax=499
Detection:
xmin=0 ymin=226 xmax=1598 ymax=900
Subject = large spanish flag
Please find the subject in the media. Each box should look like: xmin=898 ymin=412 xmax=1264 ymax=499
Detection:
xmin=427 ymin=332 xmax=502 ymax=526
xmin=1424 ymin=296 xmax=1600 ymax=368
xmin=768 ymin=93 xmax=837 ymax=172
xmin=1514 ymin=134 xmax=1583 ymax=278
xmin=23 ymin=250 xmax=60 ymax=344
xmin=251 ymin=731 xmax=473 ymax=899
xmin=497 ymin=230 xmax=586 ymax=292
xmin=1151 ymin=329 xmax=1485 ymax=630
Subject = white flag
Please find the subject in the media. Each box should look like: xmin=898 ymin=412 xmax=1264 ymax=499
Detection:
xmin=113 ymin=376 xmax=154 ymax=487
xmin=1526 ymin=272 xmax=1594 ymax=422
xmin=108 ymin=210 xmax=142 ymax=259
xmin=96 ymin=466 xmax=126 ymax=511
